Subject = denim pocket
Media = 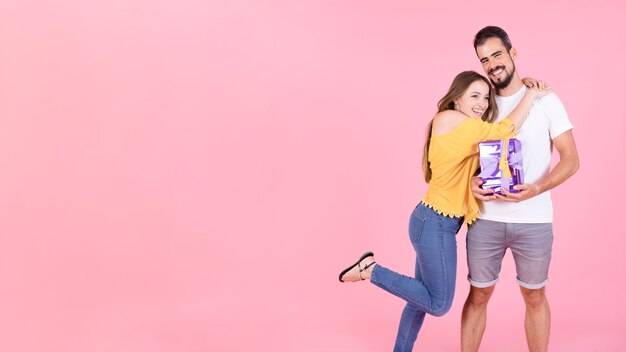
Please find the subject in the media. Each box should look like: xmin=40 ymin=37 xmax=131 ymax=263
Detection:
xmin=409 ymin=209 xmax=425 ymax=244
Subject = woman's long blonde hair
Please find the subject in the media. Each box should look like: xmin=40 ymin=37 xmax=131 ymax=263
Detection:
xmin=422 ymin=71 xmax=498 ymax=183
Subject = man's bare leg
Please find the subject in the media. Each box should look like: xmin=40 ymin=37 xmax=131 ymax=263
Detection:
xmin=461 ymin=285 xmax=495 ymax=352
xmin=520 ymin=286 xmax=550 ymax=352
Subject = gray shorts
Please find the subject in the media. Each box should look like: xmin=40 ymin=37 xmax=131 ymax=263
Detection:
xmin=466 ymin=219 xmax=553 ymax=289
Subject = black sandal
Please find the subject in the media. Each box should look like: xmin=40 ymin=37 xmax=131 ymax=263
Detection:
xmin=338 ymin=251 xmax=376 ymax=282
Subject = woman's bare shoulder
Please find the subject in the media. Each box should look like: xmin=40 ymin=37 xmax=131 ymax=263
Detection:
xmin=432 ymin=110 xmax=468 ymax=136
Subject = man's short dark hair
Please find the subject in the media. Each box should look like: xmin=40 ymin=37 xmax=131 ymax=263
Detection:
xmin=474 ymin=26 xmax=513 ymax=51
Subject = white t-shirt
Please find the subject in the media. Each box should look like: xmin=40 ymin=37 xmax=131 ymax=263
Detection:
xmin=478 ymin=86 xmax=573 ymax=223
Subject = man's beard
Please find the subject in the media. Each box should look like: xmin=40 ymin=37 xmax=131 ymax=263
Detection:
xmin=490 ymin=63 xmax=516 ymax=90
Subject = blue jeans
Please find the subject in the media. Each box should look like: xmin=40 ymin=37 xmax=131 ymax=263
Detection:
xmin=370 ymin=203 xmax=463 ymax=352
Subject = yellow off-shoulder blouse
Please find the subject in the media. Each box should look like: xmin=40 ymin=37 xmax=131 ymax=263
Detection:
xmin=421 ymin=117 xmax=515 ymax=224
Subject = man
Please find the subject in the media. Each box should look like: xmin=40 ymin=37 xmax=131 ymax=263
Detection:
xmin=460 ymin=26 xmax=579 ymax=352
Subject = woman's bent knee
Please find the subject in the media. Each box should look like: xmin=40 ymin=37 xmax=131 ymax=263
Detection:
xmin=430 ymin=300 xmax=453 ymax=317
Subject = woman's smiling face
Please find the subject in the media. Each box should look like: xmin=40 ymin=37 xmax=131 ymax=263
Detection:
xmin=455 ymin=80 xmax=490 ymax=118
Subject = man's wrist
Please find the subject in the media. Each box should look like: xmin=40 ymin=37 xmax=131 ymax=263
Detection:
xmin=535 ymin=181 xmax=549 ymax=195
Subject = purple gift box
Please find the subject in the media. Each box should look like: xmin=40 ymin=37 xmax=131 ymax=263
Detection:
xmin=478 ymin=138 xmax=524 ymax=195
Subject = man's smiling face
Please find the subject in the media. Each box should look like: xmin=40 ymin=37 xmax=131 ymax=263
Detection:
xmin=476 ymin=37 xmax=517 ymax=90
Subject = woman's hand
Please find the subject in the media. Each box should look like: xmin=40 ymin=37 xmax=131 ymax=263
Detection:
xmin=523 ymin=77 xmax=552 ymax=99
xmin=522 ymin=77 xmax=550 ymax=90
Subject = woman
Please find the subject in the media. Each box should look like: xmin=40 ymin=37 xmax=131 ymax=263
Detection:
xmin=338 ymin=71 xmax=549 ymax=351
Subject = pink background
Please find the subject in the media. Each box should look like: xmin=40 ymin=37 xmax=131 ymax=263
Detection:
xmin=1 ymin=0 xmax=625 ymax=351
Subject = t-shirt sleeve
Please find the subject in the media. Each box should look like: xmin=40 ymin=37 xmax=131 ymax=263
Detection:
xmin=540 ymin=93 xmax=573 ymax=139
xmin=463 ymin=117 xmax=515 ymax=144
